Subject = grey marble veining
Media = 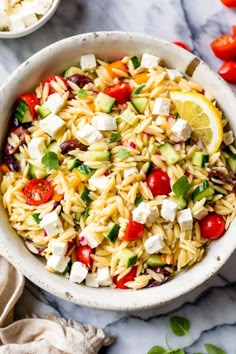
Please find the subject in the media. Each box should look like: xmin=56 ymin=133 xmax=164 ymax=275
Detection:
xmin=1 ymin=0 xmax=236 ymax=353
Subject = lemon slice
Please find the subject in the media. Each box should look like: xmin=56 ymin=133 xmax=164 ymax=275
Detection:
xmin=170 ymin=91 xmax=223 ymax=154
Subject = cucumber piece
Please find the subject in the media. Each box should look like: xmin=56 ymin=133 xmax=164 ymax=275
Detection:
xmin=132 ymin=84 xmax=146 ymax=95
xmin=192 ymin=180 xmax=214 ymax=203
xmin=29 ymin=164 xmax=48 ymax=179
xmin=135 ymin=196 xmax=143 ymax=207
xmin=131 ymin=97 xmax=147 ymax=113
xmin=81 ymin=186 xmax=91 ymax=205
xmin=37 ymin=106 xmax=51 ymax=118
xmin=118 ymin=248 xmax=137 ymax=268
xmin=106 ymin=223 xmax=120 ymax=243
xmin=130 ymin=56 xmax=140 ymax=69
xmin=120 ymin=108 xmax=138 ymax=125
xmin=64 ymin=66 xmax=83 ymax=78
xmin=147 ymin=254 xmax=165 ymax=268
xmin=74 ymin=164 xmax=95 ymax=181
xmin=172 ymin=175 xmax=190 ymax=198
xmin=192 ymin=151 xmax=209 ymax=167
xmin=228 ymin=156 xmax=236 ymax=173
xmin=169 ymin=196 xmax=187 ymax=210
xmin=82 ymin=150 xmax=111 ymax=161
xmin=67 ymin=158 xmax=82 ymax=171
xmin=15 ymin=100 xmax=33 ymax=123
xmin=158 ymin=142 xmax=180 ymax=165
xmin=95 ymin=92 xmax=116 ymax=113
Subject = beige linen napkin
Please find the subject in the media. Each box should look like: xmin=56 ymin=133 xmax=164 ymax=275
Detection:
xmin=0 ymin=256 xmax=114 ymax=354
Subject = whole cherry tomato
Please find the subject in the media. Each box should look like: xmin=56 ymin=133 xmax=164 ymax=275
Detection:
xmin=172 ymin=41 xmax=191 ymax=51
xmin=218 ymin=61 xmax=236 ymax=83
xmin=199 ymin=213 xmax=225 ymax=239
xmin=122 ymin=217 xmax=145 ymax=241
xmin=220 ymin=0 xmax=236 ymax=7
xmin=103 ymin=82 xmax=131 ymax=104
xmin=19 ymin=94 xmax=40 ymax=118
xmin=210 ymin=34 xmax=236 ymax=61
xmin=42 ymin=75 xmax=69 ymax=95
xmin=23 ymin=179 xmax=53 ymax=206
xmin=113 ymin=266 xmax=137 ymax=289
xmin=76 ymin=245 xmax=93 ymax=269
xmin=146 ymin=169 xmax=171 ymax=196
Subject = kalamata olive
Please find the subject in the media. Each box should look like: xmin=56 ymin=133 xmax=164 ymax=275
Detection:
xmin=5 ymin=126 xmax=27 ymax=155
xmin=146 ymin=267 xmax=170 ymax=288
xmin=4 ymin=154 xmax=19 ymax=172
xmin=67 ymin=74 xmax=93 ymax=88
xmin=60 ymin=139 xmax=87 ymax=154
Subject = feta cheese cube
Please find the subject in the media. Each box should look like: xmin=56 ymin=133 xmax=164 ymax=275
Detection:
xmin=43 ymin=93 xmax=66 ymax=114
xmin=123 ymin=167 xmax=138 ymax=179
xmin=79 ymin=223 xmax=100 ymax=249
xmin=40 ymin=211 xmax=64 ymax=237
xmin=47 ymin=255 xmax=70 ymax=273
xmin=152 ymin=98 xmax=170 ymax=116
xmin=80 ymin=54 xmax=97 ymax=71
xmin=86 ymin=273 xmax=99 ymax=288
xmin=91 ymin=115 xmax=117 ymax=131
xmin=171 ymin=118 xmax=192 ymax=141
xmin=177 ymin=208 xmax=193 ymax=230
xmin=89 ymin=175 xmax=109 ymax=194
xmin=223 ymin=131 xmax=234 ymax=146
xmin=141 ymin=53 xmax=161 ymax=69
xmin=22 ymin=10 xmax=38 ymax=27
xmin=132 ymin=202 xmax=152 ymax=224
xmin=0 ymin=0 xmax=9 ymax=11
xmin=97 ymin=267 xmax=111 ymax=286
xmin=69 ymin=261 xmax=88 ymax=284
xmin=40 ymin=113 xmax=65 ymax=137
xmin=161 ymin=199 xmax=178 ymax=222
xmin=0 ymin=11 xmax=9 ymax=30
xmin=51 ymin=240 xmax=68 ymax=256
xmin=9 ymin=14 xmax=25 ymax=32
xmin=166 ymin=69 xmax=183 ymax=81
xmin=76 ymin=124 xmax=103 ymax=145
xmin=28 ymin=137 xmax=46 ymax=159
xmin=35 ymin=0 xmax=53 ymax=15
xmin=144 ymin=234 xmax=165 ymax=254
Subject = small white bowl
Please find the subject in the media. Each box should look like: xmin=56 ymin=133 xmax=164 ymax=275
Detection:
xmin=0 ymin=32 xmax=236 ymax=311
xmin=0 ymin=0 xmax=61 ymax=39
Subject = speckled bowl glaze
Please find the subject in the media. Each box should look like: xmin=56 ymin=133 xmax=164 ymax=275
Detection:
xmin=0 ymin=32 xmax=236 ymax=311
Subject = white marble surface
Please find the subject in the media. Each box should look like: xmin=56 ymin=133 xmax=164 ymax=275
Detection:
xmin=1 ymin=0 xmax=236 ymax=353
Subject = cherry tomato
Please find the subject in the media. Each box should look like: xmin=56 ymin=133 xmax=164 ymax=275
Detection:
xmin=103 ymin=82 xmax=131 ymax=104
xmin=113 ymin=266 xmax=137 ymax=289
xmin=42 ymin=75 xmax=69 ymax=95
xmin=199 ymin=213 xmax=225 ymax=239
xmin=76 ymin=245 xmax=93 ymax=269
xmin=122 ymin=217 xmax=145 ymax=241
xmin=146 ymin=169 xmax=171 ymax=196
xmin=23 ymin=179 xmax=53 ymax=206
xmin=172 ymin=41 xmax=191 ymax=51
xmin=210 ymin=34 xmax=236 ymax=61
xmin=221 ymin=0 xmax=236 ymax=7
xmin=232 ymin=25 xmax=236 ymax=36
xmin=218 ymin=61 xmax=236 ymax=83
xmin=19 ymin=94 xmax=40 ymax=118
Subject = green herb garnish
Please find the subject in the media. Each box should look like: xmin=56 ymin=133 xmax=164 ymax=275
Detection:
xmin=169 ymin=316 xmax=190 ymax=337
xmin=77 ymin=88 xmax=87 ymax=98
xmin=135 ymin=196 xmax=143 ymax=207
xmin=32 ymin=213 xmax=41 ymax=224
xmin=110 ymin=132 xmax=121 ymax=143
xmin=42 ymin=151 xmax=59 ymax=170
xmin=132 ymin=83 xmax=146 ymax=95
xmin=204 ymin=344 xmax=226 ymax=354
xmin=117 ymin=148 xmax=130 ymax=159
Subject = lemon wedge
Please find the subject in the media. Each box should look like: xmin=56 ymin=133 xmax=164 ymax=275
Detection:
xmin=170 ymin=91 xmax=223 ymax=154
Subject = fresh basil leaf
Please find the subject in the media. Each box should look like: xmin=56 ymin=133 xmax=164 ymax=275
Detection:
xmin=172 ymin=175 xmax=190 ymax=198
xmin=110 ymin=132 xmax=121 ymax=143
xmin=169 ymin=350 xmax=185 ymax=354
xmin=147 ymin=346 xmax=166 ymax=354
xmin=169 ymin=316 xmax=190 ymax=337
xmin=204 ymin=343 xmax=226 ymax=354
xmin=77 ymin=88 xmax=87 ymax=98
xmin=42 ymin=151 xmax=59 ymax=170
xmin=193 ymin=352 xmax=204 ymax=354
xmin=117 ymin=148 xmax=130 ymax=159
xmin=135 ymin=196 xmax=143 ymax=207
xmin=32 ymin=213 xmax=41 ymax=224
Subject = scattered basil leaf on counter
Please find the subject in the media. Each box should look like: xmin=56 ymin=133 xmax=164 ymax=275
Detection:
xmin=110 ymin=132 xmax=121 ymax=143
xmin=147 ymin=346 xmax=166 ymax=354
xmin=169 ymin=350 xmax=185 ymax=354
xmin=77 ymin=88 xmax=87 ymax=98
xmin=174 ymin=112 xmax=180 ymax=119
xmin=169 ymin=316 xmax=190 ymax=337
xmin=204 ymin=343 xmax=226 ymax=354
xmin=172 ymin=176 xmax=190 ymax=198
xmin=135 ymin=196 xmax=143 ymax=207
xmin=42 ymin=151 xmax=59 ymax=170
xmin=193 ymin=352 xmax=204 ymax=354
xmin=117 ymin=148 xmax=130 ymax=159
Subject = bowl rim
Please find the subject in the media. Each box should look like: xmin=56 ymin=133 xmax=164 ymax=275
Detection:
xmin=1 ymin=31 xmax=236 ymax=311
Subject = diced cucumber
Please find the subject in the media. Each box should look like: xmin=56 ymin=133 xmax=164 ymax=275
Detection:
xmin=132 ymin=84 xmax=146 ymax=95
xmin=169 ymin=196 xmax=187 ymax=210
xmin=172 ymin=175 xmax=190 ymax=198
xmin=130 ymin=56 xmax=140 ymax=69
xmin=64 ymin=66 xmax=83 ymax=78
xmin=106 ymin=223 xmax=120 ymax=243
xmin=147 ymin=254 xmax=165 ymax=268
xmin=228 ymin=157 xmax=236 ymax=173
xmin=158 ymin=142 xmax=180 ymax=165
xmin=135 ymin=196 xmax=143 ymax=207
xmin=15 ymin=100 xmax=33 ymax=123
xmin=192 ymin=180 xmax=214 ymax=203
xmin=82 ymin=150 xmax=111 ymax=161
xmin=95 ymin=92 xmax=116 ymax=113
xmin=131 ymin=97 xmax=147 ymax=113
xmin=74 ymin=164 xmax=95 ymax=181
xmin=192 ymin=151 xmax=209 ymax=167
xmin=80 ymin=186 xmax=91 ymax=205
xmin=118 ymin=248 xmax=137 ymax=268
xmin=120 ymin=108 xmax=138 ymax=125
xmin=67 ymin=158 xmax=82 ymax=171
xmin=29 ymin=164 xmax=48 ymax=179
xmin=37 ymin=106 xmax=51 ymax=118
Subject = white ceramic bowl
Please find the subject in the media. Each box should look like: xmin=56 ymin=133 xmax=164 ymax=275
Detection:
xmin=0 ymin=0 xmax=60 ymax=39
xmin=0 ymin=32 xmax=236 ymax=311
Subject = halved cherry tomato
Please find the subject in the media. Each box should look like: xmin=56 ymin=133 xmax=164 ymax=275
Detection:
xmin=218 ymin=61 xmax=236 ymax=83
xmin=172 ymin=41 xmax=191 ymax=51
xmin=42 ymin=75 xmax=69 ymax=95
xmin=221 ymin=0 xmax=236 ymax=7
xmin=199 ymin=213 xmax=225 ymax=239
xmin=76 ymin=245 xmax=93 ymax=269
xmin=19 ymin=94 xmax=40 ymax=118
xmin=122 ymin=217 xmax=145 ymax=241
xmin=211 ymin=34 xmax=236 ymax=61
xmin=113 ymin=266 xmax=137 ymax=289
xmin=23 ymin=179 xmax=53 ymax=206
xmin=146 ymin=169 xmax=171 ymax=196
xmin=103 ymin=82 xmax=131 ymax=105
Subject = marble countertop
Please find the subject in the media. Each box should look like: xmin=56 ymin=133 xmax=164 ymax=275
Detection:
xmin=1 ymin=0 xmax=236 ymax=353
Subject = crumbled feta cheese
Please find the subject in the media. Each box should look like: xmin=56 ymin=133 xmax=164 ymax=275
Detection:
xmin=89 ymin=175 xmax=109 ymax=194
xmin=51 ymin=240 xmax=68 ymax=256
xmin=192 ymin=200 xmax=208 ymax=220
xmin=9 ymin=13 xmax=25 ymax=31
xmin=79 ymin=223 xmax=100 ymax=249
xmin=43 ymin=93 xmax=66 ymax=114
xmin=152 ymin=98 xmax=170 ymax=116
xmin=28 ymin=137 xmax=46 ymax=159
xmin=123 ymin=167 xmax=138 ymax=179
xmin=86 ymin=273 xmax=99 ymax=288
xmin=141 ymin=53 xmax=161 ymax=69
xmin=47 ymin=255 xmax=70 ymax=273
xmin=132 ymin=202 xmax=152 ymax=224
xmin=161 ymin=199 xmax=178 ymax=222
xmin=166 ymin=69 xmax=183 ymax=81
xmin=40 ymin=211 xmax=64 ymax=237
xmin=40 ymin=113 xmax=65 ymax=137
xmin=76 ymin=124 xmax=103 ymax=145
xmin=0 ymin=0 xmax=9 ymax=11
xmin=171 ymin=118 xmax=192 ymax=141
xmin=177 ymin=208 xmax=193 ymax=230
xmin=97 ymin=267 xmax=111 ymax=286
xmin=0 ymin=11 xmax=9 ymax=30
xmin=144 ymin=234 xmax=165 ymax=254
xmin=91 ymin=115 xmax=117 ymax=131
xmin=80 ymin=54 xmax=97 ymax=71
xmin=22 ymin=10 xmax=38 ymax=27
xmin=34 ymin=0 xmax=53 ymax=15
xmin=223 ymin=131 xmax=234 ymax=146
xmin=69 ymin=261 xmax=88 ymax=283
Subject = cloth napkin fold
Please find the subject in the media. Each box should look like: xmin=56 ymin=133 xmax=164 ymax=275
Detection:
xmin=0 ymin=256 xmax=114 ymax=354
